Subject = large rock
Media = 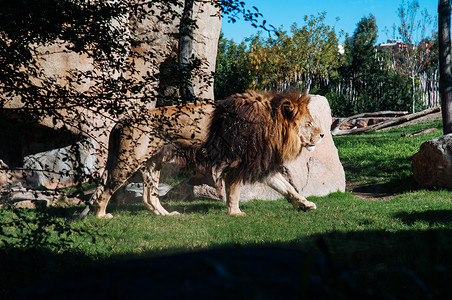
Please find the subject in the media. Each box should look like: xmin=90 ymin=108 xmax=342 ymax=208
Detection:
xmin=1 ymin=2 xmax=222 ymax=189
xmin=165 ymin=95 xmax=346 ymax=202
xmin=22 ymin=139 xmax=98 ymax=189
xmin=412 ymin=134 xmax=452 ymax=189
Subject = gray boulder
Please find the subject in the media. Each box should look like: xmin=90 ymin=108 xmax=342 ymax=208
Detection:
xmin=412 ymin=134 xmax=452 ymax=189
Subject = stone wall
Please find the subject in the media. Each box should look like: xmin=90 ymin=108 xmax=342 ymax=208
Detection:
xmin=0 ymin=1 xmax=222 ymax=189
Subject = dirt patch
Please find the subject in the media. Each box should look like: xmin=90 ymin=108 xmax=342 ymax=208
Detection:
xmin=346 ymin=183 xmax=398 ymax=200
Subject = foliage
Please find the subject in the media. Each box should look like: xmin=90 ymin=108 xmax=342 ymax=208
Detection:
xmin=215 ymin=1 xmax=438 ymax=117
xmin=344 ymin=14 xmax=379 ymax=75
xmin=245 ymin=12 xmax=341 ymax=92
xmin=214 ymin=32 xmax=251 ymax=99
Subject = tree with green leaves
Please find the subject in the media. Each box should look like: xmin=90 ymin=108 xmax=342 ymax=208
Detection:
xmin=246 ymin=12 xmax=341 ymax=92
xmin=337 ymin=14 xmax=414 ymax=115
xmin=214 ymin=32 xmax=251 ymax=99
xmin=290 ymin=12 xmax=342 ymax=93
xmin=343 ymin=14 xmax=379 ymax=76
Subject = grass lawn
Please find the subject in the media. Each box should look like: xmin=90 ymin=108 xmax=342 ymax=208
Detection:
xmin=1 ymin=119 xmax=451 ymax=298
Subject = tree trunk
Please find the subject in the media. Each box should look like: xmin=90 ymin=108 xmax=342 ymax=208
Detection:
xmin=305 ymin=76 xmax=312 ymax=94
xmin=179 ymin=0 xmax=195 ymax=103
xmin=439 ymin=0 xmax=452 ymax=134
xmin=411 ymin=74 xmax=416 ymax=113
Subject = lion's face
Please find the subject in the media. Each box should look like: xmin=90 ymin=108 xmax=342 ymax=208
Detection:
xmin=297 ymin=113 xmax=323 ymax=152
xmin=280 ymin=92 xmax=324 ymax=153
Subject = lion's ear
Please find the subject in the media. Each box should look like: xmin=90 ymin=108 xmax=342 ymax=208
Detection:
xmin=281 ymin=101 xmax=295 ymax=120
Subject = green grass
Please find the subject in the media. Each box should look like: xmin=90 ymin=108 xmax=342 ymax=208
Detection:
xmin=1 ymin=119 xmax=451 ymax=298
xmin=334 ymin=119 xmax=444 ymax=187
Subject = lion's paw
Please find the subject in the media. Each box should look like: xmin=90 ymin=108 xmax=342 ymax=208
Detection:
xmin=168 ymin=211 xmax=181 ymax=216
xmin=298 ymin=202 xmax=317 ymax=212
xmin=229 ymin=211 xmax=246 ymax=216
xmin=98 ymin=213 xmax=114 ymax=219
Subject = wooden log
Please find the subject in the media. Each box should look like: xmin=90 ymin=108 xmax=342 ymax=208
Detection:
xmin=331 ymin=107 xmax=441 ymax=136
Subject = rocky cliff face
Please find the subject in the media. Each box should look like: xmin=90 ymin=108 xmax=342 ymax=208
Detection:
xmin=0 ymin=1 xmax=222 ymax=189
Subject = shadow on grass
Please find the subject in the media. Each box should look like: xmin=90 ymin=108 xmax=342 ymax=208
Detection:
xmin=107 ymin=200 xmax=226 ymax=216
xmin=348 ymin=177 xmax=421 ymax=200
xmin=395 ymin=210 xmax=452 ymax=226
xmin=8 ymin=227 xmax=452 ymax=300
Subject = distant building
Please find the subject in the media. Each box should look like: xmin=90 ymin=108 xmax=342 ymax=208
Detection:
xmin=378 ymin=39 xmax=405 ymax=54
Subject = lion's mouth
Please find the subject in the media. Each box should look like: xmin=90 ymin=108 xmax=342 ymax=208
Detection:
xmin=306 ymin=145 xmax=316 ymax=152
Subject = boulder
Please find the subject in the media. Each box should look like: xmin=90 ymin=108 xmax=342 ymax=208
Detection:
xmin=165 ymin=95 xmax=346 ymax=202
xmin=22 ymin=139 xmax=98 ymax=189
xmin=412 ymin=134 xmax=452 ymax=189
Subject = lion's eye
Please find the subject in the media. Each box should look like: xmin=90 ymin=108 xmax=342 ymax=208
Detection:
xmin=306 ymin=122 xmax=312 ymax=127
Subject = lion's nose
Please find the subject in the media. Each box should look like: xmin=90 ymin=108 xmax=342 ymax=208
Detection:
xmin=320 ymin=133 xmax=324 ymax=138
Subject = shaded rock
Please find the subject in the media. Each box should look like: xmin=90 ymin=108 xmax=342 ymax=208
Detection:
xmin=161 ymin=179 xmax=195 ymax=202
xmin=23 ymin=139 xmax=98 ymax=189
xmin=0 ymin=182 xmax=82 ymax=208
xmin=412 ymin=134 xmax=452 ymax=189
xmin=162 ymin=172 xmax=222 ymax=202
xmin=12 ymin=199 xmax=49 ymax=208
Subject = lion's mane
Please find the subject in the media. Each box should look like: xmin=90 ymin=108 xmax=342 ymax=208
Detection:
xmin=201 ymin=90 xmax=310 ymax=183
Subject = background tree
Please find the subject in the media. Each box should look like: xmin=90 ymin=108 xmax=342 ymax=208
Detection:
xmin=247 ymin=29 xmax=294 ymax=90
xmin=343 ymin=14 xmax=378 ymax=77
xmin=214 ymin=32 xmax=251 ymax=99
xmin=290 ymin=12 xmax=342 ymax=93
xmin=395 ymin=0 xmax=434 ymax=112
xmin=245 ymin=12 xmax=341 ymax=92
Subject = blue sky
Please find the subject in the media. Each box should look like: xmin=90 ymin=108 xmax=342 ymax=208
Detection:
xmin=221 ymin=0 xmax=438 ymax=44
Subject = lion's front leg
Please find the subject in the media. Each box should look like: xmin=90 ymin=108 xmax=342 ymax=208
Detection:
xmin=224 ymin=173 xmax=246 ymax=216
xmin=141 ymin=161 xmax=180 ymax=216
xmin=264 ymin=173 xmax=316 ymax=211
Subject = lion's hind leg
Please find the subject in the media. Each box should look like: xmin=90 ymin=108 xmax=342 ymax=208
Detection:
xmin=224 ymin=172 xmax=246 ymax=216
xmin=141 ymin=160 xmax=180 ymax=216
xmin=94 ymin=168 xmax=137 ymax=219
xmin=264 ymin=173 xmax=317 ymax=211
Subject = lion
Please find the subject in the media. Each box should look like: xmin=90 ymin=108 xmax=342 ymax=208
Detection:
xmin=91 ymin=90 xmax=323 ymax=219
